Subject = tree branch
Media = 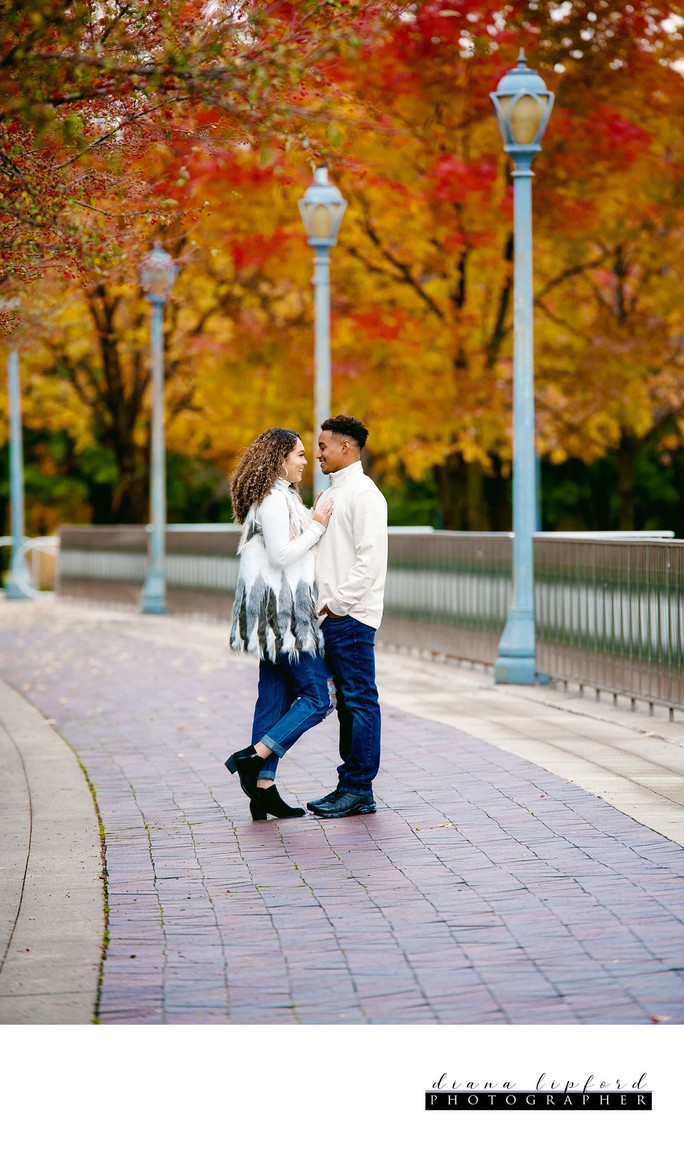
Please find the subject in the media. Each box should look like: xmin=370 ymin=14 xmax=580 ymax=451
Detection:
xmin=355 ymin=207 xmax=446 ymax=321
xmin=55 ymin=96 xmax=192 ymax=168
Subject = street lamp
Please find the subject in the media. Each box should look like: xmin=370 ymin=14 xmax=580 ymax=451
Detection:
xmin=490 ymin=50 xmax=554 ymax=684
xmin=298 ymin=167 xmax=347 ymax=501
xmin=1 ymin=297 xmax=31 ymax=599
xmin=139 ymin=240 xmax=177 ymax=614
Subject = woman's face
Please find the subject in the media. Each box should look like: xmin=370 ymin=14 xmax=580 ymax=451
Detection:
xmin=283 ymin=438 xmax=307 ymax=483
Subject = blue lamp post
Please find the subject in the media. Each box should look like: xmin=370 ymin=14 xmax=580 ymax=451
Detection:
xmin=298 ymin=167 xmax=347 ymax=501
xmin=491 ymin=50 xmax=554 ymax=684
xmin=139 ymin=240 xmax=177 ymax=615
xmin=2 ymin=297 xmax=31 ymax=599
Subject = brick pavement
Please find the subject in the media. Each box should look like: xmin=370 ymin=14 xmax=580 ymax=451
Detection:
xmin=1 ymin=600 xmax=684 ymax=1024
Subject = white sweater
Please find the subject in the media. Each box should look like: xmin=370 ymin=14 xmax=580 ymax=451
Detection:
xmin=257 ymin=480 xmax=325 ymax=566
xmin=315 ymin=461 xmax=388 ymax=629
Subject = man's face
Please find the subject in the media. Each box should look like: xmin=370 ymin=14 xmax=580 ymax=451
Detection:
xmin=316 ymin=430 xmax=350 ymax=474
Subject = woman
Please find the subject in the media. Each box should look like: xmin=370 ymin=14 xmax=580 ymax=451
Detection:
xmin=226 ymin=427 xmax=334 ymax=820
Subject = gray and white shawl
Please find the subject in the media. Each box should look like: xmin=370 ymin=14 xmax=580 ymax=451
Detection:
xmin=230 ymin=483 xmax=323 ymax=661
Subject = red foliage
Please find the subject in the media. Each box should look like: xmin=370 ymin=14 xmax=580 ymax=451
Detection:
xmin=352 ymin=308 xmax=404 ymax=342
xmin=430 ymin=156 xmax=497 ymax=204
xmin=600 ymin=108 xmax=652 ymax=163
xmin=392 ymin=0 xmax=525 ymax=59
xmin=552 ymin=102 xmax=652 ymax=168
xmin=231 ymin=230 xmax=289 ymax=272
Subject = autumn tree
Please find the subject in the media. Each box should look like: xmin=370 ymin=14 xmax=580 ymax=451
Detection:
xmin=5 ymin=1 xmax=684 ymax=532
xmin=316 ymin=0 xmax=684 ymax=528
xmin=0 ymin=1 xmax=387 ymax=522
xmin=0 ymin=1 xmax=388 ymax=283
xmin=530 ymin=3 xmax=684 ymax=528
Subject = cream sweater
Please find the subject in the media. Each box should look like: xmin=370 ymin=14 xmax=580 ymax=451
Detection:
xmin=315 ymin=461 xmax=388 ymax=629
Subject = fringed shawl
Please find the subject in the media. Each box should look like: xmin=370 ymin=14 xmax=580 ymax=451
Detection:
xmin=230 ymin=485 xmax=323 ymax=661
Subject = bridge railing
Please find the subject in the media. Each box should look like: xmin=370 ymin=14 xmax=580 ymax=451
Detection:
xmin=53 ymin=524 xmax=683 ymax=714
xmin=534 ymin=534 xmax=683 ymax=714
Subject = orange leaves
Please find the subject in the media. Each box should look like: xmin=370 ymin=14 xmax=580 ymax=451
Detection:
xmin=174 ymin=1 xmax=205 ymax=24
xmin=351 ymin=308 xmax=404 ymax=342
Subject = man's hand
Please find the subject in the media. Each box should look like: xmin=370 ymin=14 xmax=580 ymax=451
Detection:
xmin=319 ymin=604 xmax=344 ymax=619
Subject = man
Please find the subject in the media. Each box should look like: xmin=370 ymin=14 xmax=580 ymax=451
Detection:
xmin=307 ymin=414 xmax=388 ymax=818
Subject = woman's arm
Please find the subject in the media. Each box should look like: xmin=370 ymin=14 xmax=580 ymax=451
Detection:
xmin=259 ymin=489 xmax=328 ymax=569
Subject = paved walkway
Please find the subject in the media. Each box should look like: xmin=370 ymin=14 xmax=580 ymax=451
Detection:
xmin=1 ymin=598 xmax=683 ymax=1024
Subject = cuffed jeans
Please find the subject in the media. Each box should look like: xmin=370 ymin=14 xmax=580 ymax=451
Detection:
xmin=252 ymin=649 xmax=332 ymax=780
xmin=321 ymin=615 xmax=381 ymax=795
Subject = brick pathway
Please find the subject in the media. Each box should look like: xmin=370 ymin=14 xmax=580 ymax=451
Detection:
xmin=1 ymin=603 xmax=684 ymax=1024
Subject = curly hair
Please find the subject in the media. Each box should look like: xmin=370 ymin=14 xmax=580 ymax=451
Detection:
xmin=230 ymin=427 xmax=301 ymax=523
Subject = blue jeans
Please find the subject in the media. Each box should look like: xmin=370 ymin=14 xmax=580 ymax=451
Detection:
xmin=321 ymin=615 xmax=380 ymax=796
xmin=252 ymin=650 xmax=332 ymax=780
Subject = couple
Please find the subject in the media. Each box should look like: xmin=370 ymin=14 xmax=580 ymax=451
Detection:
xmin=225 ymin=414 xmax=388 ymax=821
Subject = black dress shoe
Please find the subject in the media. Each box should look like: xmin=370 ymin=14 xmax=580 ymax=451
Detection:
xmin=306 ymin=786 xmax=342 ymax=812
xmin=250 ymin=784 xmax=305 ymax=820
xmin=225 ymin=746 xmax=262 ymax=799
xmin=310 ymin=791 xmax=376 ymax=819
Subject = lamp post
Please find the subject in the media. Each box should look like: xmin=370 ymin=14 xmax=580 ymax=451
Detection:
xmin=298 ymin=167 xmax=347 ymax=501
xmin=2 ymin=297 xmax=31 ymax=599
xmin=490 ymin=50 xmax=554 ymax=684
xmin=139 ymin=240 xmax=177 ymax=614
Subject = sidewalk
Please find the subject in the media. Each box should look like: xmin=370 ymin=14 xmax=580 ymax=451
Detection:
xmin=1 ymin=597 xmax=683 ymax=1024
xmin=0 ymin=672 xmax=103 ymax=1023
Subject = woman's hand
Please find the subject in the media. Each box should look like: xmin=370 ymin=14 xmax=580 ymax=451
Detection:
xmin=312 ymin=496 xmax=334 ymax=527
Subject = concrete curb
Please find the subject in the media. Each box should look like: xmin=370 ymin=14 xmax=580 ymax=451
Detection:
xmin=0 ymin=678 xmax=104 ymax=1023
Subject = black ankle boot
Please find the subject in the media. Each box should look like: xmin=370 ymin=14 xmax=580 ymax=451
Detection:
xmin=225 ymin=746 xmax=261 ymax=799
xmin=252 ymin=784 xmax=305 ymax=819
xmin=249 ymin=793 xmax=269 ymax=821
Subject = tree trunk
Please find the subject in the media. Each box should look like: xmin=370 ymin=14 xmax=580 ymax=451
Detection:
xmin=434 ymin=457 xmax=464 ymax=529
xmin=617 ymin=435 xmax=637 ymax=530
xmin=434 ymin=457 xmax=492 ymax=530
xmin=486 ymin=456 xmax=511 ymax=531
xmin=86 ymin=284 xmax=151 ymax=523
xmin=464 ymin=461 xmax=490 ymax=530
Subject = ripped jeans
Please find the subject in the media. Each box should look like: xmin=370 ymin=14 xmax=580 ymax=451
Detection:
xmin=251 ymin=649 xmax=333 ymax=780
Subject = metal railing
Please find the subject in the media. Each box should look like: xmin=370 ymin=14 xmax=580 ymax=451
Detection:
xmin=535 ymin=535 xmax=684 ymax=714
xmin=56 ymin=525 xmax=241 ymax=611
xmin=53 ymin=524 xmax=683 ymax=714
xmin=381 ymin=530 xmax=512 ymax=666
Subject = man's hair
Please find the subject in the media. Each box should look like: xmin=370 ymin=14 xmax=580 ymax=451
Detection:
xmin=321 ymin=414 xmax=368 ymax=450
